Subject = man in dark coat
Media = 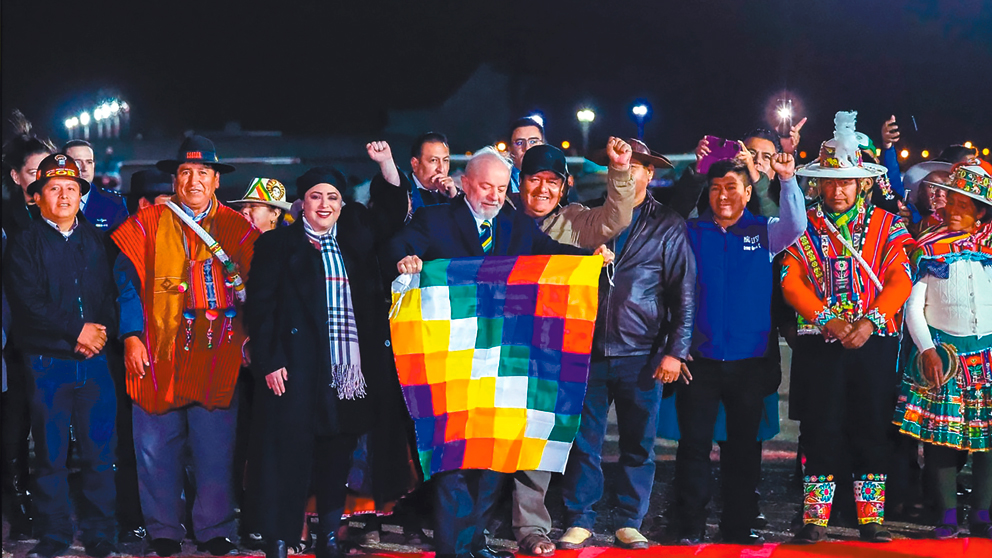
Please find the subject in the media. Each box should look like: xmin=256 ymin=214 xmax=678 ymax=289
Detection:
xmin=386 ymin=148 xmax=599 ymax=558
xmin=558 ymin=139 xmax=696 ymax=551
xmin=366 ymin=133 xmax=458 ymax=242
xmin=64 ymin=140 xmax=128 ymax=232
xmin=5 ymin=153 xmax=119 ymax=558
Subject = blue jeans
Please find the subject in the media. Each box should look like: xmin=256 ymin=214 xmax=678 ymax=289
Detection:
xmin=562 ymin=354 xmax=663 ymax=530
xmin=132 ymin=398 xmax=239 ymax=542
xmin=28 ymin=354 xmax=117 ymax=544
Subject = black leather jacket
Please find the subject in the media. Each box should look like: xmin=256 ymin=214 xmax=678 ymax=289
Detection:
xmin=594 ymin=194 xmax=696 ymax=359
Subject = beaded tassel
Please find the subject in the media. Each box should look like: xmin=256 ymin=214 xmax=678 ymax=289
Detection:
xmin=182 ymin=310 xmax=196 ymax=351
xmin=205 ymin=309 xmax=218 ymax=349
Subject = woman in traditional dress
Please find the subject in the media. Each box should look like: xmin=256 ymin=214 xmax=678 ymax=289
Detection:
xmin=894 ymin=160 xmax=992 ymax=539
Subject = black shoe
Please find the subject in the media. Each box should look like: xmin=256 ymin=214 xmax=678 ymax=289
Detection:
xmin=751 ymin=513 xmax=768 ymax=529
xmin=85 ymin=540 xmax=120 ymax=558
xmin=720 ymin=529 xmax=765 ymax=545
xmin=472 ymin=547 xmax=515 ymax=558
xmin=119 ymin=526 xmax=147 ymax=543
xmin=244 ymin=532 xmax=265 ymax=550
xmin=149 ymin=538 xmax=183 ymax=556
xmin=197 ymin=537 xmax=238 ymax=556
xmin=27 ymin=538 xmax=72 ymax=558
xmin=858 ymin=523 xmax=892 ymax=543
xmin=677 ymin=532 xmax=705 ymax=546
xmin=792 ymin=524 xmax=827 ymax=544
xmin=5 ymin=472 xmax=35 ymax=541
xmin=315 ymin=533 xmax=341 ymax=558
xmin=265 ymin=539 xmax=288 ymax=558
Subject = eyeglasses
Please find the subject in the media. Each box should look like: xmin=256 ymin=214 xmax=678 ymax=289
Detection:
xmin=512 ymin=138 xmax=544 ymax=148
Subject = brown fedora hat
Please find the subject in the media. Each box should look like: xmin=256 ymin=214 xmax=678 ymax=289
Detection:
xmin=589 ymin=138 xmax=672 ymax=169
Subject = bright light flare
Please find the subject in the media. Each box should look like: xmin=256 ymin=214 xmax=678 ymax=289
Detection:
xmin=900 ymin=149 xmax=910 ymax=159
xmin=561 ymin=140 xmax=571 ymax=149
xmin=631 ymin=104 xmax=649 ymax=118
xmin=964 ymin=141 xmax=973 ymax=148
xmin=922 ymin=150 xmax=930 ymax=158
xmin=79 ymin=112 xmax=91 ymax=126
xmin=576 ymin=109 xmax=596 ymax=123
xmin=65 ymin=117 xmax=79 ymax=129
xmin=496 ymin=142 xmax=507 ymax=151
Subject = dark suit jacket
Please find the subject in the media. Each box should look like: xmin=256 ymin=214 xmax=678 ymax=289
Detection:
xmin=385 ymin=196 xmax=587 ymax=270
xmin=82 ymin=187 xmax=129 ymax=232
xmin=368 ymin=170 xmax=453 ymax=244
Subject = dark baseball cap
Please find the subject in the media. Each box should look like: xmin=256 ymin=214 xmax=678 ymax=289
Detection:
xmin=521 ymin=144 xmax=569 ymax=181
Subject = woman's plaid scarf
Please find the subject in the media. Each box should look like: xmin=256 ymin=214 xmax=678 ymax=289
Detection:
xmin=304 ymin=218 xmax=366 ymax=400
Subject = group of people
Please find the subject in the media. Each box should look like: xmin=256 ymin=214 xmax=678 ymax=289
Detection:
xmin=1 ymin=107 xmax=989 ymax=558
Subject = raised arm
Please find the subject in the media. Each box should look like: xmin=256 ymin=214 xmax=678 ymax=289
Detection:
xmin=767 ymin=153 xmax=807 ymax=255
xmin=880 ymin=116 xmax=906 ymax=199
xmin=367 ymin=141 xmax=401 ymax=187
xmin=568 ymin=137 xmax=636 ymax=247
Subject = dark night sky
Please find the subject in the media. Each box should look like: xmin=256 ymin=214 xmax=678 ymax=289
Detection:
xmin=3 ymin=0 xmax=991 ymax=156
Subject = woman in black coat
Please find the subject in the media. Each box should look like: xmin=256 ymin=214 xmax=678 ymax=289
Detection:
xmin=246 ymin=168 xmax=391 ymax=558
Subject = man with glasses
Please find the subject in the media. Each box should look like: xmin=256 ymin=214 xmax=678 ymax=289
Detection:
xmin=508 ymin=117 xmax=546 ymax=194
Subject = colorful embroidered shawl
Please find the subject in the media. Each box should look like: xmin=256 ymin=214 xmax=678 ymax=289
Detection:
xmin=911 ymin=223 xmax=992 ymax=281
xmin=389 ymin=255 xmax=601 ymax=480
xmin=786 ymin=203 xmax=914 ymax=336
xmin=112 ymin=199 xmax=259 ymax=413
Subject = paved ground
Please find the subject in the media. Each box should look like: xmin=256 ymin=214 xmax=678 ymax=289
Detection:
xmin=2 ymin=343 xmax=975 ymax=556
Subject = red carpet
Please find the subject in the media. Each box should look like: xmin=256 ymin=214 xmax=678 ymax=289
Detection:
xmin=328 ymin=538 xmax=991 ymax=557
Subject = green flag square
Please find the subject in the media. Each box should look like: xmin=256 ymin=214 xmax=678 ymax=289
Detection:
xmin=476 ymin=317 xmax=504 ymax=350
xmin=548 ymin=413 xmax=581 ymax=442
xmin=448 ymin=285 xmax=478 ymax=320
xmin=527 ymin=378 xmax=558 ymax=413
xmin=419 ymin=260 xmax=450 ymax=288
xmin=498 ymin=344 xmax=530 ymax=377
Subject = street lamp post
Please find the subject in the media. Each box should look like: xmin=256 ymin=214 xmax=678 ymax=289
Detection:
xmin=64 ymin=117 xmax=79 ymax=139
xmin=631 ymin=103 xmax=649 ymax=140
xmin=79 ymin=111 xmax=91 ymax=140
xmin=576 ymin=108 xmax=595 ymax=154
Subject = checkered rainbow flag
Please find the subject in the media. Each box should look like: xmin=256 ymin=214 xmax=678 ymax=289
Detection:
xmin=389 ymin=255 xmax=602 ymax=480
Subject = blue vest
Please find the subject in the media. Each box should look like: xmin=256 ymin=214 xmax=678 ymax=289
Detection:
xmin=687 ymin=209 xmax=773 ymax=361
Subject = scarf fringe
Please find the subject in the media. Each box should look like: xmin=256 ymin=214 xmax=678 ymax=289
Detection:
xmin=331 ymin=363 xmax=367 ymax=400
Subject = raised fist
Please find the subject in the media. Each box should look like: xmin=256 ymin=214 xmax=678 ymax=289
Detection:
xmin=606 ymin=137 xmax=632 ymax=169
xmin=366 ymin=141 xmax=393 ymax=163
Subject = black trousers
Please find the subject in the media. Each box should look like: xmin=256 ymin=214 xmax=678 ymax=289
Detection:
xmin=793 ymin=335 xmax=899 ymax=477
xmin=259 ymin=432 xmax=358 ymax=543
xmin=674 ymin=357 xmax=769 ymax=536
xmin=433 ymin=469 xmax=508 ymax=557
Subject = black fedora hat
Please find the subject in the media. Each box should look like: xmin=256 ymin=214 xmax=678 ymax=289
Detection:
xmin=130 ymin=169 xmax=174 ymax=196
xmin=156 ymin=135 xmax=235 ymax=175
xmin=27 ymin=153 xmax=91 ymax=196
